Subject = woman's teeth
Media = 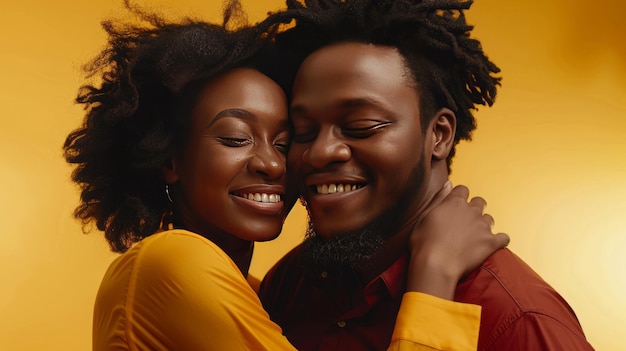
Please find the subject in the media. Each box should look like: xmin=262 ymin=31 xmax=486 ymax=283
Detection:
xmin=241 ymin=193 xmax=281 ymax=203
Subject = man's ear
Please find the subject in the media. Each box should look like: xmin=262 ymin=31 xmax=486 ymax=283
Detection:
xmin=162 ymin=158 xmax=180 ymax=184
xmin=429 ymin=108 xmax=456 ymax=160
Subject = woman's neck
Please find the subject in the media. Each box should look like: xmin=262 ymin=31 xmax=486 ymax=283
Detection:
xmin=206 ymin=232 xmax=255 ymax=276
xmin=175 ymin=221 xmax=255 ymax=277
xmin=225 ymin=240 xmax=255 ymax=277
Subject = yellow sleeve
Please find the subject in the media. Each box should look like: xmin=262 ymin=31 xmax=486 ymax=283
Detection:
xmin=388 ymin=292 xmax=481 ymax=351
xmin=100 ymin=231 xmax=297 ymax=351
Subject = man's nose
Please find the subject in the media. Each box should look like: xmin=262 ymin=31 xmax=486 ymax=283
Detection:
xmin=302 ymin=127 xmax=351 ymax=169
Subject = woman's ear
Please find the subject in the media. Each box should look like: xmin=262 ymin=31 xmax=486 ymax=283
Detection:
xmin=162 ymin=158 xmax=180 ymax=184
xmin=429 ymin=108 xmax=456 ymax=161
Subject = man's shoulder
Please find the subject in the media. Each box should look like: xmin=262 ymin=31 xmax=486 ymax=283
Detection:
xmin=456 ymin=248 xmax=586 ymax=346
xmin=457 ymin=248 xmax=567 ymax=311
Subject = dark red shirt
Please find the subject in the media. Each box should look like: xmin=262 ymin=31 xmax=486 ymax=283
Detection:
xmin=259 ymin=248 xmax=594 ymax=351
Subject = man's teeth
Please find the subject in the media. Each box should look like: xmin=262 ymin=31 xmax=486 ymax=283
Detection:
xmin=242 ymin=193 xmax=281 ymax=203
xmin=316 ymin=184 xmax=360 ymax=194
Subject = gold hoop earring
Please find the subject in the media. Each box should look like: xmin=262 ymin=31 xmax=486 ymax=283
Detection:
xmin=164 ymin=184 xmax=174 ymax=230
xmin=165 ymin=184 xmax=173 ymax=203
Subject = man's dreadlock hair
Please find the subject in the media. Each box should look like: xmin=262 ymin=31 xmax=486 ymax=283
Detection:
xmin=62 ymin=0 xmax=286 ymax=252
xmin=263 ymin=0 xmax=501 ymax=170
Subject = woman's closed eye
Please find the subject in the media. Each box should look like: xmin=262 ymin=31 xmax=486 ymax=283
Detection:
xmin=219 ymin=137 xmax=252 ymax=147
xmin=274 ymin=140 xmax=289 ymax=154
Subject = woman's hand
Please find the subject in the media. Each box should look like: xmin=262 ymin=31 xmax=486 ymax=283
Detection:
xmin=406 ymin=182 xmax=510 ymax=300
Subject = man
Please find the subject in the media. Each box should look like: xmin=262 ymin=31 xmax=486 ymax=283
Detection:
xmin=258 ymin=0 xmax=594 ymax=350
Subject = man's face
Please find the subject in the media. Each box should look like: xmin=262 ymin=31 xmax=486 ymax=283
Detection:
xmin=288 ymin=42 xmax=434 ymax=248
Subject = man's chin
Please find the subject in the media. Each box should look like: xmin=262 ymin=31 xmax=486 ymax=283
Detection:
xmin=299 ymin=221 xmax=385 ymax=274
xmin=305 ymin=212 xmax=363 ymax=240
xmin=299 ymin=154 xmax=427 ymax=276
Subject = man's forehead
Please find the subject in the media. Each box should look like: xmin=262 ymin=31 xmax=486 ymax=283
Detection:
xmin=291 ymin=42 xmax=418 ymax=110
xmin=299 ymin=42 xmax=405 ymax=72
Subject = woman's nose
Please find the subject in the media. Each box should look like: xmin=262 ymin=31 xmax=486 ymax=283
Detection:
xmin=247 ymin=145 xmax=286 ymax=179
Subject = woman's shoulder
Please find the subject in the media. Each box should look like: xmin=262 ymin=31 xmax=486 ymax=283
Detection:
xmin=131 ymin=230 xmax=239 ymax=278
xmin=99 ymin=229 xmax=248 ymax=308
xmin=138 ymin=230 xmax=225 ymax=254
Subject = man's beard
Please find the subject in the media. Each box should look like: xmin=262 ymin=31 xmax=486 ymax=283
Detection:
xmin=299 ymin=155 xmax=426 ymax=274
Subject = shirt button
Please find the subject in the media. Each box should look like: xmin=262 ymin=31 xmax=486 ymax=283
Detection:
xmin=337 ymin=321 xmax=346 ymax=328
xmin=320 ymin=271 xmax=328 ymax=278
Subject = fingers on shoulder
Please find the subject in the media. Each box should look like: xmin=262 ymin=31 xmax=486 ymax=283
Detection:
xmin=493 ymin=232 xmax=511 ymax=248
xmin=450 ymin=184 xmax=470 ymax=200
xmin=468 ymin=196 xmax=487 ymax=210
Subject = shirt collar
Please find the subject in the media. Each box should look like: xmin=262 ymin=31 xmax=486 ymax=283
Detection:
xmin=363 ymin=254 xmax=407 ymax=300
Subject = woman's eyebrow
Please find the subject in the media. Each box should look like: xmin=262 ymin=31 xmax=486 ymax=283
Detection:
xmin=208 ymin=108 xmax=257 ymax=127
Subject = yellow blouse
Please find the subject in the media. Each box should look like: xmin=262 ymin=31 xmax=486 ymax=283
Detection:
xmin=93 ymin=230 xmax=480 ymax=350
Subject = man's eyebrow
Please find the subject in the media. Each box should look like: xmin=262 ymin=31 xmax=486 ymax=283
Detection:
xmin=339 ymin=97 xmax=384 ymax=109
xmin=207 ymin=108 xmax=257 ymax=127
xmin=290 ymin=97 xmax=386 ymax=115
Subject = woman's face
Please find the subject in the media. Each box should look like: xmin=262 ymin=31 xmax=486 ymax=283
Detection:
xmin=166 ymin=68 xmax=292 ymax=243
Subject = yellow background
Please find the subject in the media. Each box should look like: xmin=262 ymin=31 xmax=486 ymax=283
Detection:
xmin=1 ymin=0 xmax=624 ymax=349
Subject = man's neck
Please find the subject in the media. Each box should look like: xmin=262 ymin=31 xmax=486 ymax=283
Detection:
xmin=355 ymin=223 xmax=413 ymax=283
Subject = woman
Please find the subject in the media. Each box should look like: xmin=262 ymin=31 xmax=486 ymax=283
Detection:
xmin=63 ymin=1 xmax=506 ymax=350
